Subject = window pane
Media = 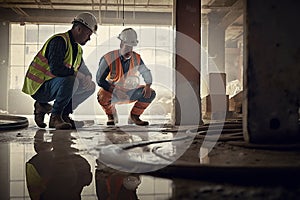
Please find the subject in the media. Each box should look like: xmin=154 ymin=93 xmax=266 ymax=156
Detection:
xmin=10 ymin=67 xmax=25 ymax=89
xmin=156 ymin=27 xmax=171 ymax=47
xmin=10 ymin=181 xmax=24 ymax=197
xmin=83 ymin=46 xmax=98 ymax=73
xmin=109 ymin=26 xmax=124 ymax=47
xmin=156 ymin=49 xmax=172 ymax=66
xmin=39 ymin=25 xmax=54 ymax=44
xmin=10 ymin=24 xmax=25 ymax=44
xmin=97 ymin=25 xmax=110 ymax=45
xmin=25 ymin=25 xmax=38 ymax=44
xmin=140 ymin=27 xmax=155 ymax=47
xmin=87 ymin=33 xmax=97 ymax=46
xmin=10 ymin=45 xmax=24 ymax=65
xmin=54 ymin=24 xmax=70 ymax=33
xmin=138 ymin=49 xmax=155 ymax=65
xmin=97 ymin=45 xmax=111 ymax=58
xmin=25 ymin=45 xmax=38 ymax=66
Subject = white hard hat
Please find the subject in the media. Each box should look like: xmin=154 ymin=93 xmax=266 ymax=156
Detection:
xmin=118 ymin=28 xmax=138 ymax=46
xmin=73 ymin=12 xmax=98 ymax=33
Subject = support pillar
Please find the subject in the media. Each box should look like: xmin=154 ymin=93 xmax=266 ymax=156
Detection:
xmin=201 ymin=15 xmax=209 ymax=98
xmin=0 ymin=22 xmax=9 ymax=111
xmin=207 ymin=12 xmax=226 ymax=73
xmin=203 ymin=13 xmax=228 ymax=120
xmin=244 ymin=0 xmax=300 ymax=143
xmin=175 ymin=0 xmax=202 ymax=125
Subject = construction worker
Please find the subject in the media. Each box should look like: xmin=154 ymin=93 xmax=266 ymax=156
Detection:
xmin=96 ymin=28 xmax=156 ymax=126
xmin=22 ymin=12 xmax=98 ymax=129
xmin=95 ymin=166 xmax=140 ymax=200
xmin=26 ymin=129 xmax=92 ymax=199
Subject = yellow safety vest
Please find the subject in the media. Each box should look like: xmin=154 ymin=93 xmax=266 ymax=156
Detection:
xmin=22 ymin=32 xmax=82 ymax=95
xmin=103 ymin=50 xmax=141 ymax=90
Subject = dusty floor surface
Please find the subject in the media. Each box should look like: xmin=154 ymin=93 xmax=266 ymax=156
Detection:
xmin=1 ymin=115 xmax=300 ymax=199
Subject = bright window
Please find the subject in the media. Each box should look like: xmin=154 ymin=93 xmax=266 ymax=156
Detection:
xmin=9 ymin=24 xmax=174 ymax=117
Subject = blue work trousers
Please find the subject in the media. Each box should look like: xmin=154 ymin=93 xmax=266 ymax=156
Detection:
xmin=32 ymin=76 xmax=95 ymax=115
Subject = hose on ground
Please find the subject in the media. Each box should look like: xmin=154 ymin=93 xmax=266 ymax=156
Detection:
xmin=0 ymin=114 xmax=29 ymax=131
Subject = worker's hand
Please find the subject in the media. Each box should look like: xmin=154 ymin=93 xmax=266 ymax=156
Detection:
xmin=142 ymin=84 xmax=152 ymax=98
xmin=114 ymin=89 xmax=129 ymax=100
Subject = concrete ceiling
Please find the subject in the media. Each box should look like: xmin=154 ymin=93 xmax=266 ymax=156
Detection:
xmin=0 ymin=0 xmax=173 ymax=24
xmin=0 ymin=0 xmax=243 ymax=41
xmin=202 ymin=0 xmax=244 ymax=44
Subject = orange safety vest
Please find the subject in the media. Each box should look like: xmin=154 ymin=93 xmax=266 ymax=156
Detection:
xmin=103 ymin=50 xmax=141 ymax=90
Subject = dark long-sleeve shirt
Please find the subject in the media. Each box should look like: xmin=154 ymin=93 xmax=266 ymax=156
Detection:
xmin=45 ymin=30 xmax=92 ymax=77
xmin=96 ymin=52 xmax=152 ymax=91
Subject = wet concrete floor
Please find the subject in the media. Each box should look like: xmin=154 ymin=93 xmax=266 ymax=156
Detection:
xmin=1 ymin=115 xmax=300 ymax=199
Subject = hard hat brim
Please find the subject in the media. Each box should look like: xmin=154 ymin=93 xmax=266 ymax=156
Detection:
xmin=72 ymin=20 xmax=97 ymax=34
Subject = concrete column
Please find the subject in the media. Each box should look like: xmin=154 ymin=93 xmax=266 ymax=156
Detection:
xmin=175 ymin=0 xmax=202 ymax=125
xmin=201 ymin=15 xmax=209 ymax=98
xmin=0 ymin=22 xmax=9 ymax=111
xmin=203 ymin=13 xmax=228 ymax=120
xmin=244 ymin=0 xmax=300 ymax=143
xmin=207 ymin=12 xmax=226 ymax=73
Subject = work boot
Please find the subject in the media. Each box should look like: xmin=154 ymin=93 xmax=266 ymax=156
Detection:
xmin=62 ymin=115 xmax=84 ymax=129
xmin=49 ymin=114 xmax=72 ymax=130
xmin=34 ymin=101 xmax=52 ymax=128
xmin=107 ymin=113 xmax=118 ymax=126
xmin=128 ymin=114 xmax=149 ymax=126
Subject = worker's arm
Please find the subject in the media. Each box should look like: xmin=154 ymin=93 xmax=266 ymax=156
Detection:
xmin=46 ymin=36 xmax=75 ymax=77
xmin=96 ymin=57 xmax=112 ymax=91
xmin=138 ymin=59 xmax=153 ymax=85
xmin=138 ymin=59 xmax=153 ymax=98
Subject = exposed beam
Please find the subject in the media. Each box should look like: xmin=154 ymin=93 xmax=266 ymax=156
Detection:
xmin=34 ymin=0 xmax=41 ymax=9
xmin=0 ymin=8 xmax=172 ymax=25
xmin=0 ymin=2 xmax=172 ymax=11
xmin=218 ymin=0 xmax=243 ymax=28
xmin=11 ymin=7 xmax=29 ymax=17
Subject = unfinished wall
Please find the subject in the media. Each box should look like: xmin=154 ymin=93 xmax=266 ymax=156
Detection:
xmin=244 ymin=0 xmax=300 ymax=143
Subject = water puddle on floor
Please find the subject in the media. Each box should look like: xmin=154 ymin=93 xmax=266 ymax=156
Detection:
xmin=2 ymin=123 xmax=300 ymax=199
xmin=0 ymin=128 xmax=176 ymax=199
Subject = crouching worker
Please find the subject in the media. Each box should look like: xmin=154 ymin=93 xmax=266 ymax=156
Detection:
xmin=22 ymin=12 xmax=98 ymax=129
xmin=96 ymin=28 xmax=156 ymax=126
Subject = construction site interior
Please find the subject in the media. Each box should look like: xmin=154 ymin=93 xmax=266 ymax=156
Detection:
xmin=0 ymin=0 xmax=300 ymax=199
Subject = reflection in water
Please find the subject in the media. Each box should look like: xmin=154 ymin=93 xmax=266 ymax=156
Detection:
xmin=95 ymin=127 xmax=142 ymax=199
xmin=26 ymin=129 xmax=92 ymax=200
xmin=2 ymin=127 xmax=173 ymax=199
xmin=199 ymin=147 xmax=210 ymax=164
xmin=95 ymin=163 xmax=141 ymax=200
xmin=92 ymin=126 xmax=192 ymax=174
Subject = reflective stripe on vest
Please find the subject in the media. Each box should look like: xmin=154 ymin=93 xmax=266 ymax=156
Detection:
xmin=103 ymin=50 xmax=141 ymax=85
xmin=22 ymin=32 xmax=82 ymax=95
xmin=110 ymin=51 xmax=117 ymax=79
